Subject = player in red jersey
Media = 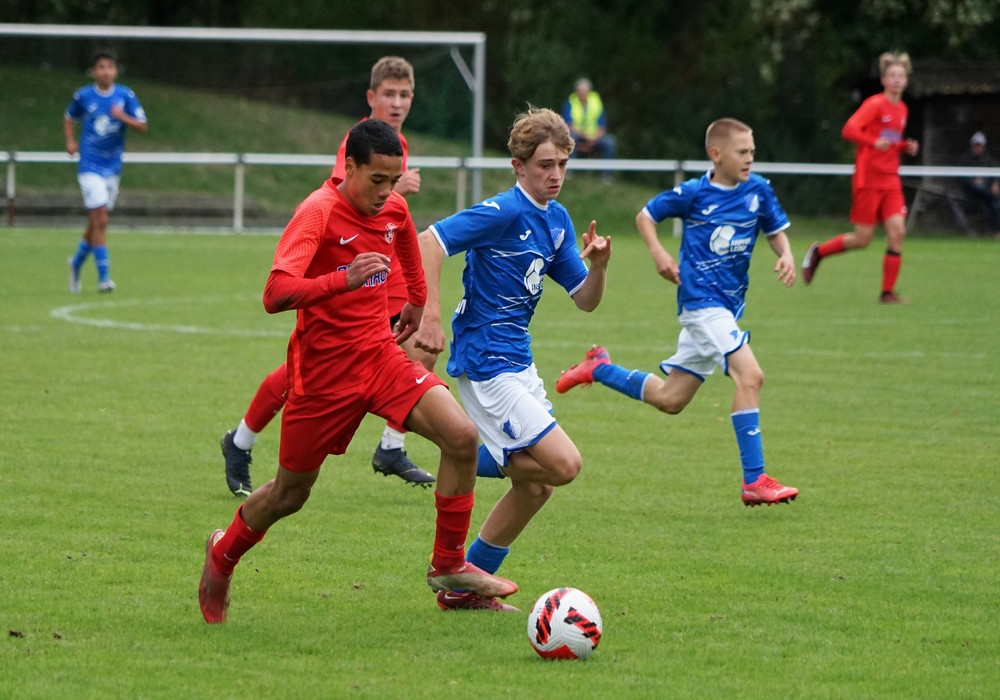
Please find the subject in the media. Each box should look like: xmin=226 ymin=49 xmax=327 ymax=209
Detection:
xmin=199 ymin=119 xmax=517 ymax=624
xmin=801 ymin=52 xmax=920 ymax=304
xmin=221 ymin=57 xmax=437 ymax=495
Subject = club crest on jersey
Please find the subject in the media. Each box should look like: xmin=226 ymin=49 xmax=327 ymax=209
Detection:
xmin=551 ymin=227 xmax=566 ymax=249
xmin=384 ymin=223 xmax=397 ymax=243
xmin=745 ymin=194 xmax=760 ymax=213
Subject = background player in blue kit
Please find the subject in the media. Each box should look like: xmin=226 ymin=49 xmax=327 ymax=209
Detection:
xmin=415 ymin=107 xmax=612 ymax=611
xmin=64 ymin=49 xmax=147 ymax=293
xmin=557 ymin=117 xmax=798 ymax=507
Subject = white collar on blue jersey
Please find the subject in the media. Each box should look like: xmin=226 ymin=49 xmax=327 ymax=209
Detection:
xmin=515 ymin=181 xmax=551 ymax=210
xmin=707 ymin=168 xmax=741 ymax=191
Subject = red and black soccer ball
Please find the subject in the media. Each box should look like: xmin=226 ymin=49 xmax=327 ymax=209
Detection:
xmin=527 ymin=587 xmax=603 ymax=660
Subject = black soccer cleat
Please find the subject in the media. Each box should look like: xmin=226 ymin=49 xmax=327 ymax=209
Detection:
xmin=372 ymin=446 xmax=435 ymax=487
xmin=220 ymin=429 xmax=253 ymax=498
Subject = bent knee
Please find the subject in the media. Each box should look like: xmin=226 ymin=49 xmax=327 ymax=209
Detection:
xmin=439 ymin=416 xmax=479 ymax=460
xmin=740 ymin=368 xmax=765 ymax=392
xmin=548 ymin=454 xmax=582 ymax=486
xmin=731 ymin=374 xmax=764 ymax=398
xmin=519 ymin=481 xmax=555 ymax=502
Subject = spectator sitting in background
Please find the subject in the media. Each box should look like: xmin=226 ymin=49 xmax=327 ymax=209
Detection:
xmin=958 ymin=131 xmax=1000 ymax=239
xmin=562 ymin=78 xmax=617 ymax=184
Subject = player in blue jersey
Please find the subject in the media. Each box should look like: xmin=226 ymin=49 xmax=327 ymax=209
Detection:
xmin=64 ymin=49 xmax=147 ymax=294
xmin=557 ymin=117 xmax=799 ymax=507
xmin=415 ymin=107 xmax=612 ymax=611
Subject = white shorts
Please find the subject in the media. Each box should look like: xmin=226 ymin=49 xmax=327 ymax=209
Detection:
xmin=78 ymin=173 xmax=120 ymax=211
xmin=660 ymin=307 xmax=749 ymax=380
xmin=456 ymin=365 xmax=557 ymax=468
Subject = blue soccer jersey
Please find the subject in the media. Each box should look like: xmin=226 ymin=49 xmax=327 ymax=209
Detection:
xmin=429 ymin=183 xmax=590 ymax=381
xmin=642 ymin=171 xmax=789 ymax=319
xmin=65 ymin=84 xmax=146 ymax=176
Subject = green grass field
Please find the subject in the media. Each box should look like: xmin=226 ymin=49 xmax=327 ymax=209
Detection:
xmin=1 ymin=224 xmax=997 ymax=698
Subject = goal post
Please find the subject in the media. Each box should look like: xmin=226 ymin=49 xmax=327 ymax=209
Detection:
xmin=0 ymin=22 xmax=488 ymax=200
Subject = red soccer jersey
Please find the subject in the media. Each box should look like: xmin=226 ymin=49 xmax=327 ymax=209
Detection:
xmin=332 ymin=119 xmax=410 ymax=311
xmin=264 ymin=180 xmax=426 ymax=396
xmin=842 ymin=93 xmax=909 ymax=190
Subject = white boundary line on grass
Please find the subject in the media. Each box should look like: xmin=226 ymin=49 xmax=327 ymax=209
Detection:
xmin=47 ymin=299 xmax=988 ymax=361
xmin=50 ymin=296 xmax=289 ymax=338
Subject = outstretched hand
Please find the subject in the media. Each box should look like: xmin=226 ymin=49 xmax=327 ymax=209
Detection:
xmin=579 ymin=220 xmax=611 ymax=266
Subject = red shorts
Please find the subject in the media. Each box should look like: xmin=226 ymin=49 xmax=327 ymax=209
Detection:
xmin=850 ymin=187 xmax=907 ymax=226
xmin=278 ymin=343 xmax=446 ymax=472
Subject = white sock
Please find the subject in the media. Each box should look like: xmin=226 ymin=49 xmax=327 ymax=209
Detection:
xmin=380 ymin=425 xmax=406 ymax=451
xmin=233 ymin=419 xmax=259 ymax=451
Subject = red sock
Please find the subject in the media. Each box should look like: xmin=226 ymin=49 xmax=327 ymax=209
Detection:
xmin=882 ymin=250 xmax=902 ymax=293
xmin=818 ymin=234 xmax=847 ymax=258
xmin=212 ymin=505 xmax=266 ymax=575
xmin=432 ymin=491 xmax=474 ymax=570
xmin=244 ymin=365 xmax=289 ymax=432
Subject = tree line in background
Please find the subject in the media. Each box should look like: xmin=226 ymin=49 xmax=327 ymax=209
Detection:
xmin=4 ymin=0 xmax=999 ymax=211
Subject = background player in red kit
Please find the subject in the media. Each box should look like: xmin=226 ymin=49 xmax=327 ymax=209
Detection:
xmin=220 ymin=56 xmax=437 ymax=494
xmin=801 ymin=51 xmax=919 ymax=304
xmin=199 ymin=119 xmax=517 ymax=624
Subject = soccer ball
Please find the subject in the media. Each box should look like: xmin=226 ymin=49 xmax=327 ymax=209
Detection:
xmin=526 ymin=587 xmax=603 ymax=660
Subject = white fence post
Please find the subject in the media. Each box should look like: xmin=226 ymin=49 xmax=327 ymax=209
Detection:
xmin=234 ymin=158 xmax=245 ymax=233
xmin=5 ymin=155 xmax=14 ymax=227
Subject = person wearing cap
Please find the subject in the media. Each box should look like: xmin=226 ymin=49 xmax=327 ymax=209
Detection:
xmin=561 ymin=78 xmax=617 ymax=184
xmin=958 ymin=131 xmax=1000 ymax=239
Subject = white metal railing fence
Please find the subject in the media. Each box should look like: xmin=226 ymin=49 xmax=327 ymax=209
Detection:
xmin=4 ymin=151 xmax=1000 ymax=231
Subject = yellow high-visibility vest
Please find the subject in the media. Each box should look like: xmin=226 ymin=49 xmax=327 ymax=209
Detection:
xmin=568 ymin=92 xmax=604 ymax=139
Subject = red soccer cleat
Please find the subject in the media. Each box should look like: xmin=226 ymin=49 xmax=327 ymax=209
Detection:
xmin=426 ymin=561 xmax=518 ymax=599
xmin=742 ymin=475 xmax=798 ymax=507
xmin=555 ymin=346 xmax=610 ymax=394
xmin=878 ymin=291 xmax=909 ymax=305
xmin=436 ymin=589 xmax=521 ymax=612
xmin=199 ymin=529 xmax=232 ymax=624
xmin=801 ymin=242 xmax=821 ymax=285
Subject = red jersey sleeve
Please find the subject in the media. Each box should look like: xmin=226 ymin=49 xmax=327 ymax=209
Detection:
xmin=841 ymin=99 xmax=879 ymax=148
xmin=263 ymin=189 xmax=349 ymax=313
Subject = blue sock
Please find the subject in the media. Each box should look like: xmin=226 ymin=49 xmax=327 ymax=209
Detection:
xmin=732 ymin=409 xmax=765 ymax=484
xmin=466 ymin=537 xmax=510 ymax=575
xmin=71 ymin=240 xmax=92 ymax=270
xmin=592 ymin=363 xmax=649 ymax=401
xmin=476 ymin=444 xmax=505 ymax=478
xmin=93 ymin=245 xmax=110 ymax=283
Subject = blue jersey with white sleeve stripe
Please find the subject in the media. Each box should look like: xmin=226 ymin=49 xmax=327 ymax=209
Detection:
xmin=641 ymin=171 xmax=789 ymax=319
xmin=429 ymin=183 xmax=589 ymax=381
